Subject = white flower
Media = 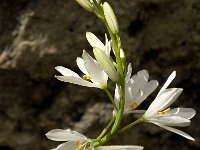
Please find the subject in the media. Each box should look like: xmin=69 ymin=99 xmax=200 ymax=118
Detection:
xmin=46 ymin=129 xmax=144 ymax=150
xmin=55 ymin=50 xmax=108 ymax=89
xmin=86 ymin=32 xmax=117 ymax=82
xmin=46 ymin=129 xmax=94 ymax=150
xmin=96 ymin=145 xmax=143 ymax=150
xmin=143 ymin=71 xmax=196 ymax=141
xmin=114 ymin=64 xmax=158 ymax=113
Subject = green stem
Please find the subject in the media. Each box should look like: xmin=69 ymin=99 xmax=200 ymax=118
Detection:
xmin=104 ymin=89 xmax=118 ymax=111
xmin=97 ymin=114 xmax=116 ymax=140
xmin=118 ymin=117 xmax=144 ymax=134
xmin=94 ymin=83 xmax=125 ymax=147
xmin=91 ymin=1 xmax=126 ymax=147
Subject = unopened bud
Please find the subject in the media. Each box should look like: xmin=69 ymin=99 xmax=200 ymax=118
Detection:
xmin=86 ymin=32 xmax=105 ymax=51
xmin=103 ymin=2 xmax=119 ymax=34
xmin=75 ymin=0 xmax=94 ymax=12
xmin=93 ymin=48 xmax=118 ymax=82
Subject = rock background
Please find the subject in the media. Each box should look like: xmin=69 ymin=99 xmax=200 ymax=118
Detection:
xmin=0 ymin=0 xmax=199 ymax=149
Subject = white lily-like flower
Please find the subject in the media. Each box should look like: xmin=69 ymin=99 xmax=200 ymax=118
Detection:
xmin=114 ymin=64 xmax=159 ymax=113
xmin=143 ymin=71 xmax=196 ymax=141
xmin=96 ymin=145 xmax=143 ymax=150
xmin=46 ymin=129 xmax=144 ymax=150
xmin=86 ymin=32 xmax=111 ymax=56
xmin=46 ymin=129 xmax=94 ymax=150
xmin=55 ymin=50 xmax=108 ymax=89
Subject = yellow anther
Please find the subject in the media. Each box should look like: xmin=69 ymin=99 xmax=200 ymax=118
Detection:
xmin=158 ymin=108 xmax=171 ymax=115
xmin=83 ymin=74 xmax=92 ymax=80
xmin=129 ymin=102 xmax=138 ymax=111
xmin=74 ymin=141 xmax=83 ymax=150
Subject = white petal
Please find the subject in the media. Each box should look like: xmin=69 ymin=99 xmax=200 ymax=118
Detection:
xmin=105 ymin=34 xmax=111 ymax=56
xmin=55 ymin=66 xmax=79 ymax=78
xmin=76 ymin=57 xmax=88 ymax=75
xmin=46 ymin=129 xmax=87 ymax=142
xmin=82 ymin=50 xmax=108 ymax=88
xmin=168 ymin=108 xmax=196 ymax=119
xmin=147 ymin=115 xmax=191 ymax=127
xmin=52 ymin=142 xmax=75 ymax=150
xmin=144 ymin=88 xmax=183 ymax=118
xmin=142 ymin=80 xmax=159 ymax=97
xmin=158 ymin=71 xmax=176 ymax=95
xmin=125 ymin=63 xmax=132 ymax=83
xmin=130 ymin=70 xmax=149 ymax=97
xmin=86 ymin=32 xmax=105 ymax=51
xmin=114 ymin=85 xmax=120 ymax=108
xmin=55 ymin=76 xmax=99 ymax=88
xmin=153 ymin=123 xmax=195 ymax=141
xmin=96 ymin=145 xmax=144 ymax=150
xmin=131 ymin=90 xmax=143 ymax=105
xmin=136 ymin=80 xmax=158 ymax=105
xmin=137 ymin=70 xmax=149 ymax=81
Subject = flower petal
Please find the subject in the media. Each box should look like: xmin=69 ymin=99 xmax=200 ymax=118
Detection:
xmin=168 ymin=108 xmax=196 ymax=119
xmin=76 ymin=57 xmax=88 ymax=75
xmin=55 ymin=75 xmax=98 ymax=88
xmin=114 ymin=85 xmax=120 ymax=108
xmin=46 ymin=129 xmax=87 ymax=142
xmin=135 ymin=80 xmax=158 ymax=105
xmin=82 ymin=50 xmax=108 ymax=88
xmin=144 ymin=88 xmax=183 ymax=118
xmin=158 ymin=71 xmax=176 ymax=95
xmin=130 ymin=70 xmax=149 ymax=97
xmin=153 ymin=123 xmax=195 ymax=141
xmin=96 ymin=145 xmax=144 ymax=150
xmin=86 ymin=32 xmax=105 ymax=51
xmin=52 ymin=141 xmax=75 ymax=150
xmin=105 ymin=34 xmax=111 ymax=56
xmin=147 ymin=115 xmax=191 ymax=127
xmin=55 ymin=66 xmax=79 ymax=78
xmin=125 ymin=63 xmax=132 ymax=83
xmin=137 ymin=70 xmax=149 ymax=81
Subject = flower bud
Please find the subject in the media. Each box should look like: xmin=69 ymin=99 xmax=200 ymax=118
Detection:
xmin=86 ymin=32 xmax=105 ymax=51
xmin=93 ymin=48 xmax=118 ymax=82
xmin=75 ymin=0 xmax=94 ymax=12
xmin=103 ymin=2 xmax=119 ymax=34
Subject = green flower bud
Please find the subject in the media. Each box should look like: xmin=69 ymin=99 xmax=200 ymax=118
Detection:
xmin=75 ymin=0 xmax=94 ymax=12
xmin=93 ymin=48 xmax=118 ymax=82
xmin=103 ymin=2 xmax=119 ymax=34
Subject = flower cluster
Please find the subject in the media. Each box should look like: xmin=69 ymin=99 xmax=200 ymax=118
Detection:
xmin=46 ymin=0 xmax=196 ymax=149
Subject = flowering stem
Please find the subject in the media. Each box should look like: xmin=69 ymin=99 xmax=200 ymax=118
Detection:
xmin=118 ymin=117 xmax=144 ymax=134
xmin=104 ymin=88 xmax=118 ymax=111
xmin=96 ymin=114 xmax=116 ymax=141
xmin=92 ymin=1 xmax=126 ymax=147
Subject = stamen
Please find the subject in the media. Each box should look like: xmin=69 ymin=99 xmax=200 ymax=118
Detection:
xmin=158 ymin=108 xmax=171 ymax=115
xmin=83 ymin=74 xmax=92 ymax=80
xmin=129 ymin=102 xmax=138 ymax=110
xmin=74 ymin=141 xmax=83 ymax=150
